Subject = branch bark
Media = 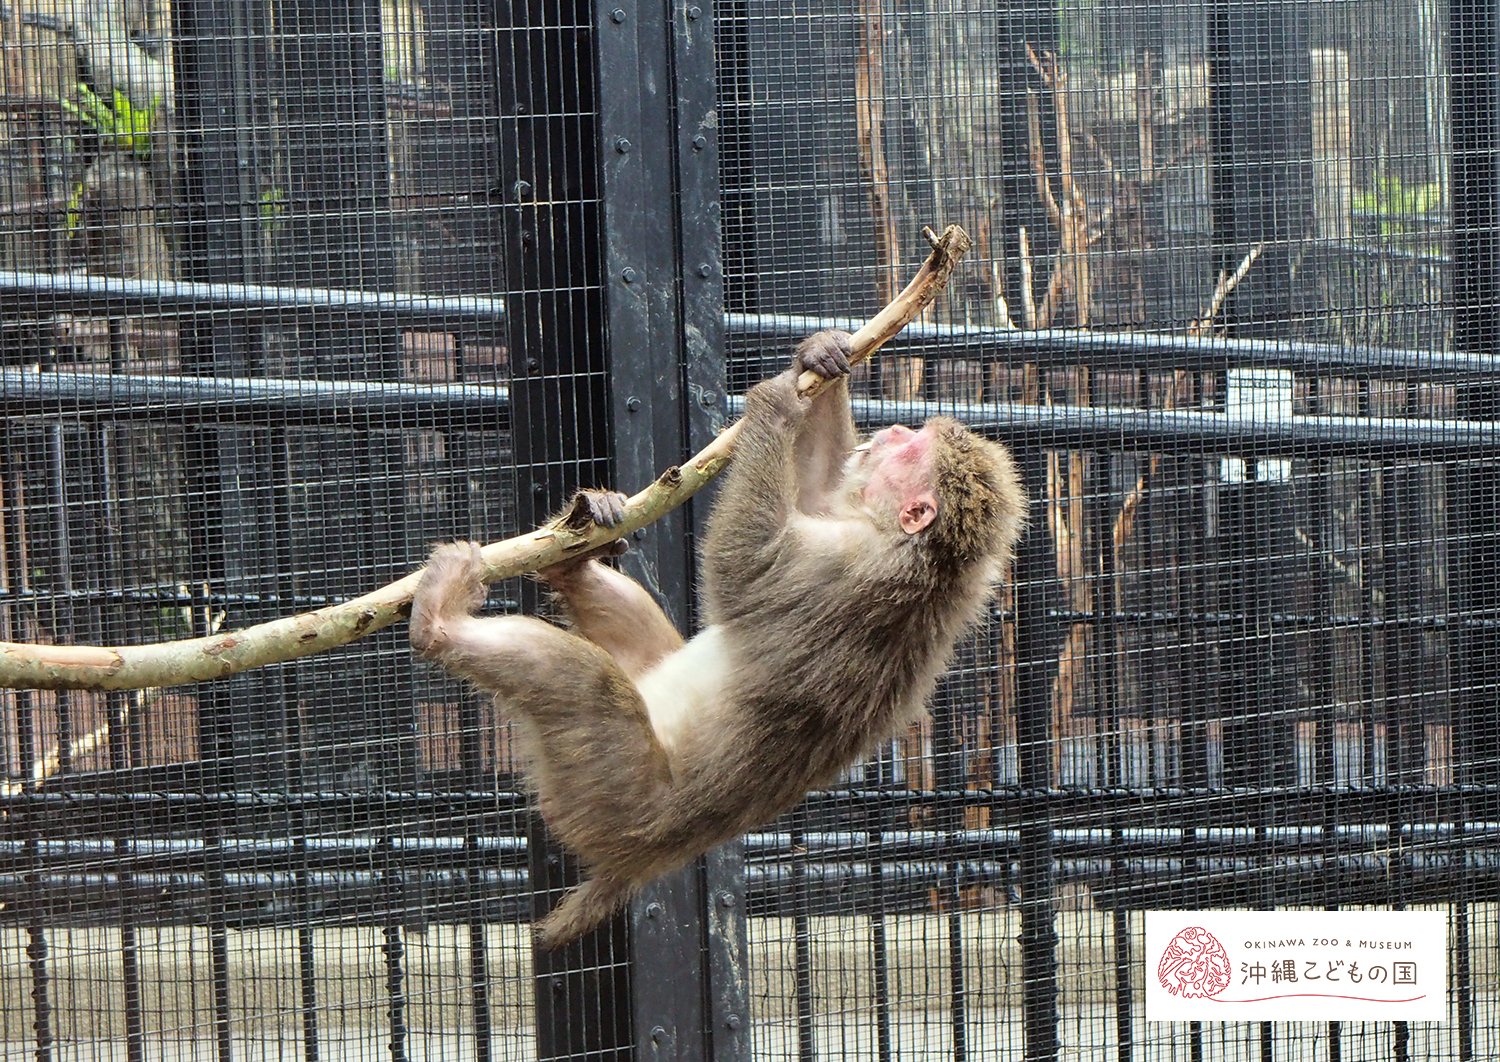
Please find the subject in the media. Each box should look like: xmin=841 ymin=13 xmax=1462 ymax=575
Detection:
xmin=0 ymin=224 xmax=973 ymax=691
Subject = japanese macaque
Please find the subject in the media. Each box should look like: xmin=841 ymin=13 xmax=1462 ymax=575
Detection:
xmin=409 ymin=330 xmax=1026 ymax=948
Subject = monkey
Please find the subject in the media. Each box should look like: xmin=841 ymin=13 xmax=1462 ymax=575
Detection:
xmin=409 ymin=330 xmax=1027 ymax=949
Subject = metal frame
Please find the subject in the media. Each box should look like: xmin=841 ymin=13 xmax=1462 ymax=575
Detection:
xmin=0 ymin=2 xmax=1497 ymax=1062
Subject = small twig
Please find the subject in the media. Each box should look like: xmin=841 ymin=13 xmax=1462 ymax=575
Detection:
xmin=1018 ymin=226 xmax=1039 ymax=330
xmin=1191 ymin=242 xmax=1265 ymax=335
xmin=0 ymin=225 xmax=974 ymax=691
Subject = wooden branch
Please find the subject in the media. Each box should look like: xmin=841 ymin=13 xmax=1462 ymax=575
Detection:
xmin=0 ymin=225 xmax=973 ymax=691
xmin=855 ymin=0 xmax=901 ymax=304
xmin=1190 ymin=242 xmax=1264 ymax=335
xmin=1018 ymin=226 xmax=1039 ymax=330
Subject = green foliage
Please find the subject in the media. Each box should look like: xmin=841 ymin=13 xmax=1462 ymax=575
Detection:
xmin=259 ymin=187 xmax=288 ymax=234
xmin=61 ymin=83 xmax=157 ymax=162
xmin=61 ymin=84 xmax=160 ymax=236
xmin=1352 ymin=177 xmax=1443 ymax=225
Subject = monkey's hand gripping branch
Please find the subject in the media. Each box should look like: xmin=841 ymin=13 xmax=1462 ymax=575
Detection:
xmin=0 ymin=225 xmax=971 ymax=691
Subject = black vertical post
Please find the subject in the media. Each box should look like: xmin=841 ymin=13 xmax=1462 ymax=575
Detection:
xmin=95 ymin=430 xmax=147 ymax=1062
xmin=1013 ymin=450 xmax=1058 ymax=1062
xmin=1448 ymin=4 xmax=1497 ymax=1059
xmin=496 ymin=5 xmax=624 ymax=1060
xmin=1450 ymin=0 xmax=1500 ymax=789
xmin=2 ymin=448 xmax=54 ymax=1062
xmin=931 ymin=689 xmax=969 ymax=1062
xmin=594 ymin=1 xmax=746 ymax=1058
xmin=790 ymin=816 xmax=816 ymax=1062
xmin=173 ymin=7 xmax=267 ymax=1060
xmin=1207 ymin=0 xmax=1310 ymax=802
xmin=1092 ymin=454 xmax=1132 ymax=1062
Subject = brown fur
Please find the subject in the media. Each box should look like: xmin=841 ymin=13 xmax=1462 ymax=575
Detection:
xmin=409 ymin=331 xmax=1027 ymax=948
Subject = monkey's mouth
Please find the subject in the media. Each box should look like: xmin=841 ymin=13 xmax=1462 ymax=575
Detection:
xmin=850 ymin=442 xmax=873 ymax=455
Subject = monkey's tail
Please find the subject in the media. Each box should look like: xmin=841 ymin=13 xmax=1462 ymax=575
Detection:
xmin=534 ymin=876 xmax=633 ymax=950
xmin=409 ymin=541 xmax=488 ymax=658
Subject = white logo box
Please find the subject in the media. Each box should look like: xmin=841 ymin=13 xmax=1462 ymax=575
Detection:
xmin=1145 ymin=910 xmax=1447 ymax=1023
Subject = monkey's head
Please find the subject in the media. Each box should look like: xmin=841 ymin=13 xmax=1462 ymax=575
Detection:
xmin=847 ymin=416 xmax=1026 ymax=578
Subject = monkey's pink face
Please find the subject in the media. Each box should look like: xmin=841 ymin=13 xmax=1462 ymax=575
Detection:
xmin=857 ymin=424 xmax=939 ymax=534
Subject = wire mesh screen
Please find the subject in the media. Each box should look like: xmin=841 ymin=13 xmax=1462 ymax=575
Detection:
xmin=721 ymin=0 xmax=1494 ymax=1060
xmin=0 ymin=0 xmax=1494 ymax=1061
xmin=0 ymin=1 xmax=594 ymax=1057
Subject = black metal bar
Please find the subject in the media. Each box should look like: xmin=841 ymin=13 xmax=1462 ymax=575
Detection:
xmin=496 ymin=3 xmax=628 ymax=1056
xmin=10 ymin=783 xmax=1500 ymax=824
xmin=381 ymin=837 xmax=411 ymax=1062
xmin=726 ymin=314 xmax=1495 ymax=382
xmin=592 ymin=0 xmax=741 ymax=1051
xmin=946 ymin=856 xmax=968 ymax=1062
xmin=0 ymin=269 xmax=506 ymax=328
xmin=791 ymin=816 xmax=816 ymax=1062
xmin=1453 ymin=890 xmax=1473 ymax=1061
xmin=675 ymin=1 xmax=750 ymax=1051
xmin=8 ymin=846 xmax=1500 ymax=926
xmin=0 ymin=292 xmax=1489 ymax=377
xmin=1014 ymin=449 xmax=1058 ymax=1062
xmin=268 ymin=425 xmax=320 ymax=1062
xmin=93 ymin=425 xmax=148 ymax=1062
xmin=0 ymin=368 xmax=508 ymax=425
xmin=0 ymin=449 xmax=52 ymax=1062
xmin=1448 ymin=0 xmax=1499 ymax=1055
xmin=1112 ymin=908 xmax=1131 ymax=1062
xmin=5 ymin=816 xmax=1500 ymax=867
xmin=931 ymin=693 xmax=968 ymax=1062
xmin=26 ymin=371 xmax=1500 ymax=460
xmin=748 ymin=396 xmax=1500 ymax=460
xmin=868 ymin=829 xmax=893 ymax=1062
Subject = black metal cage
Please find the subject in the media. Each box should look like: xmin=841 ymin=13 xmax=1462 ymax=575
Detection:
xmin=0 ymin=1 xmax=1495 ymax=1060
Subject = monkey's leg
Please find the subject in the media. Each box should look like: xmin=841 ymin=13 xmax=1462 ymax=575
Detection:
xmin=422 ymin=610 xmax=678 ymax=945
xmin=423 ymin=611 xmax=674 ymax=822
xmin=540 ymin=558 xmax=684 ymax=679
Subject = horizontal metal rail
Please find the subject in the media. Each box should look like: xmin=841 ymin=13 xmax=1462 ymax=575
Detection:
xmin=2 ymin=823 xmax=1492 ymax=872
xmin=6 ymin=367 xmax=1495 ymax=458
xmin=0 ymin=271 xmax=1474 ymax=380
xmin=1 ymin=826 xmax=1494 ymax=926
xmin=729 ymin=312 xmax=1485 ymax=380
xmin=6 ymin=784 xmax=1497 ymax=825
xmin=0 ymin=367 xmax=510 ymax=425
xmin=0 ymin=270 xmax=508 ymax=330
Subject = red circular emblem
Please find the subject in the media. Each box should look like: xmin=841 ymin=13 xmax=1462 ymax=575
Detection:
xmin=1157 ymin=926 xmax=1232 ymax=998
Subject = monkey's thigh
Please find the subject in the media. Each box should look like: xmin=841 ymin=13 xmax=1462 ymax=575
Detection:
xmin=478 ymin=616 xmax=672 ymax=851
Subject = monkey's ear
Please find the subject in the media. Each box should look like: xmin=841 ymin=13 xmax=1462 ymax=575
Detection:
xmin=899 ymin=494 xmax=938 ymax=535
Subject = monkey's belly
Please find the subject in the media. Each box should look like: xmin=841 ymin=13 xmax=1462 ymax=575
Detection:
xmin=634 ymin=625 xmax=728 ymax=752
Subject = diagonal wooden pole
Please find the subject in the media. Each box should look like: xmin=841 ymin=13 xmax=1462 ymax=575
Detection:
xmin=0 ymin=225 xmax=971 ymax=691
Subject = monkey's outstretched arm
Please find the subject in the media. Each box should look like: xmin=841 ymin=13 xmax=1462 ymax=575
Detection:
xmin=698 ymin=368 xmax=807 ymax=597
xmin=0 ymin=225 xmax=971 ymax=691
xmin=791 ymin=331 xmax=858 ymax=513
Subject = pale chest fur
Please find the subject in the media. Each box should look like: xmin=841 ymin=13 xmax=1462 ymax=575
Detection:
xmin=635 ymin=625 xmax=730 ymax=754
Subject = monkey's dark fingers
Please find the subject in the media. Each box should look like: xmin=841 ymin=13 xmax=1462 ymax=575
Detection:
xmin=583 ymin=489 xmax=629 ymax=529
xmin=794 ymin=329 xmax=852 ymax=381
xmin=557 ymin=488 xmax=629 ymax=532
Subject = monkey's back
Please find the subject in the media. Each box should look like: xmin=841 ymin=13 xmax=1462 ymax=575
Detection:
xmin=661 ymin=545 xmax=996 ymax=854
